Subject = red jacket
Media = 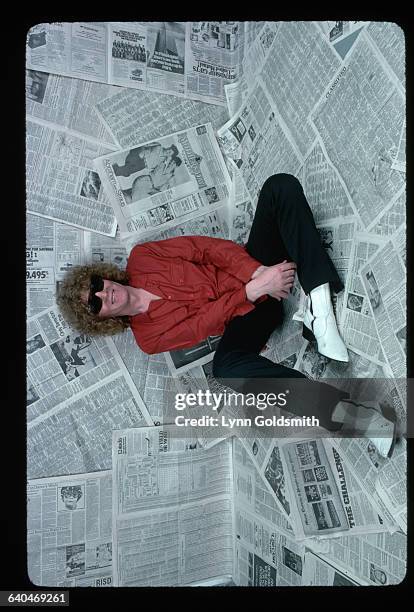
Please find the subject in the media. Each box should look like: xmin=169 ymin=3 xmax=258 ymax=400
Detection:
xmin=126 ymin=236 xmax=263 ymax=354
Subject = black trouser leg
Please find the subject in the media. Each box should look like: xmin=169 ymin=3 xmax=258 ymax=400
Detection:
xmin=213 ymin=174 xmax=347 ymax=431
xmin=245 ymin=173 xmax=343 ymax=293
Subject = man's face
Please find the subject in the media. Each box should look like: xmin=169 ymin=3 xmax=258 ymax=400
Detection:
xmin=81 ymin=279 xmax=130 ymax=318
xmin=63 ymin=494 xmax=78 ymax=510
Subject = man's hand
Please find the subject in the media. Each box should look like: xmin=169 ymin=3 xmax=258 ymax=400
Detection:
xmin=246 ymin=260 xmax=296 ymax=302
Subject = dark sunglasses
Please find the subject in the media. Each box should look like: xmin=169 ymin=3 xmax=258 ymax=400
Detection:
xmin=87 ymin=274 xmax=104 ymax=315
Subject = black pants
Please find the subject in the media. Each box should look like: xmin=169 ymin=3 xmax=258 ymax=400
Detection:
xmin=213 ymin=174 xmax=348 ymax=430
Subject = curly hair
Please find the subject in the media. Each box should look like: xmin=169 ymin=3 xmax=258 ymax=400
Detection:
xmin=56 ymin=263 xmax=131 ymax=336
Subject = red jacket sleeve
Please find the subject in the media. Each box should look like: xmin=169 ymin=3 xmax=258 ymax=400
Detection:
xmin=133 ymin=236 xmax=261 ymax=283
xmin=133 ymin=286 xmax=253 ymax=354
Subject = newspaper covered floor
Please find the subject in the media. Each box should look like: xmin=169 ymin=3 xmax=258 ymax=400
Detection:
xmin=25 ymin=21 xmax=407 ymax=588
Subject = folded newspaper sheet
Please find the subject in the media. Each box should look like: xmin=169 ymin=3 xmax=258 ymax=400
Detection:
xmin=94 ymin=123 xmax=232 ymax=235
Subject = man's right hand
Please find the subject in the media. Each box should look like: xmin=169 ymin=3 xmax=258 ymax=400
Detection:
xmin=245 ymin=260 xmax=296 ymax=302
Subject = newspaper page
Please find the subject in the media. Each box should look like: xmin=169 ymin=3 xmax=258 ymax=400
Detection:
xmin=27 ymin=119 xmax=117 ymax=236
xmin=83 ymin=228 xmax=128 ymax=269
xmin=227 ymin=164 xmax=256 ymax=245
xmin=112 ymin=428 xmax=233 ymax=585
xmin=224 ymin=76 xmax=249 ymax=117
xmin=233 ymin=438 xmax=293 ymax=536
xmin=278 ymin=438 xmax=350 ymax=539
xmin=318 ymin=21 xmax=369 ymax=60
xmin=185 ymin=21 xmax=244 ymax=105
xmin=311 ymin=32 xmax=405 ymax=230
xmin=323 ymin=443 xmax=388 ymax=534
xmin=96 ymin=87 xmax=228 ymax=150
xmin=112 ymin=329 xmax=176 ymax=426
xmin=317 ymin=217 xmax=356 ymax=287
xmin=372 ymin=438 xmax=407 ymax=534
xmin=28 ymin=471 xmax=113 ymax=587
xmin=366 ymin=21 xmax=405 ymax=89
xmin=369 ymin=185 xmax=406 ymax=237
xmin=27 ymin=22 xmax=243 ymax=106
xmin=217 ymin=78 xmax=302 ymax=203
xmin=340 ymin=233 xmax=387 ymax=361
xmin=120 ymin=205 xmax=230 ymax=259
xmin=94 ymin=123 xmax=231 ymax=234
xmin=26 ymin=214 xmax=88 ymax=317
xmin=392 ymin=118 xmax=406 ymax=173
xmin=322 ymin=531 xmax=407 ymax=585
xmin=234 ymin=506 xmax=306 ymax=586
xmin=26 ymin=23 xmax=110 ymax=83
xmin=302 ymin=551 xmax=361 ymax=586
xmin=301 ymin=139 xmax=355 ymax=224
xmin=260 ymin=22 xmax=341 ymax=159
xmin=225 ymin=20 xmax=278 ymax=118
xmin=241 ymin=22 xmax=278 ymax=90
xmin=359 ymin=238 xmax=406 ymax=378
xmin=26 ymin=70 xmax=119 ymax=148
xmin=27 ymin=307 xmax=152 ymax=478
xmin=330 ymin=437 xmax=402 ymax=532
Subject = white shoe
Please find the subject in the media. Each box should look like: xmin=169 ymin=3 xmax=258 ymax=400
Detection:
xmin=303 ymin=283 xmax=349 ymax=362
xmin=335 ymin=400 xmax=397 ymax=458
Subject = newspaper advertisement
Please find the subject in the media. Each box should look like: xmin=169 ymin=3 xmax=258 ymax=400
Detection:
xmin=322 ymin=531 xmax=407 ymax=585
xmin=185 ymin=21 xmax=244 ymax=105
xmin=96 ymin=87 xmax=228 ymax=150
xmin=94 ymin=123 xmax=232 ymax=234
xmin=112 ymin=427 xmax=233 ymax=585
xmin=27 ymin=306 xmax=152 ymax=478
xmin=217 ymin=79 xmax=302 ymax=203
xmin=302 ymin=551 xmax=360 ymax=586
xmin=26 ymin=70 xmax=119 ymax=148
xmin=27 ymin=22 xmax=244 ymax=106
xmin=26 ymin=214 xmax=88 ymax=317
xmin=359 ymin=238 xmax=406 ymax=378
xmin=28 ymin=471 xmax=113 ymax=587
xmin=279 ymin=438 xmax=350 ymax=539
xmin=27 ymin=119 xmax=117 ymax=236
xmin=311 ymin=32 xmax=405 ymax=230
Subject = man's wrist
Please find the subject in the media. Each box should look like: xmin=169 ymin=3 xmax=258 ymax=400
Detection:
xmin=246 ymin=279 xmax=261 ymax=302
xmin=250 ymin=265 xmax=267 ymax=280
